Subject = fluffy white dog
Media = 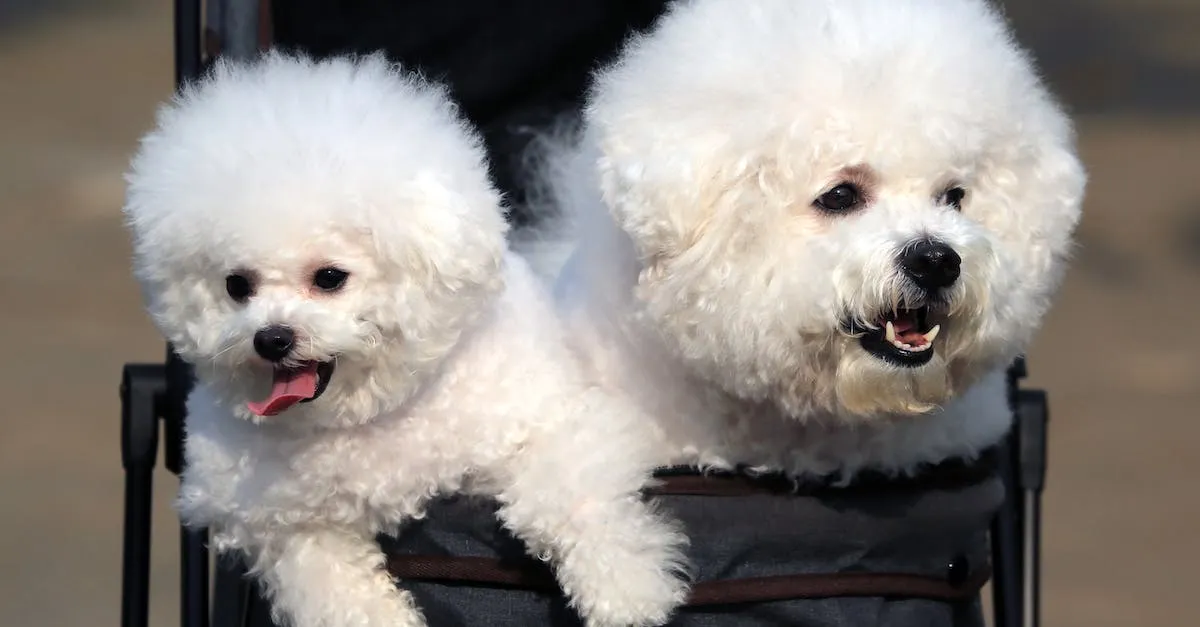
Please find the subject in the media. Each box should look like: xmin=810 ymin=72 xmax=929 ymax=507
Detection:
xmin=123 ymin=53 xmax=688 ymax=627
xmin=529 ymin=0 xmax=1086 ymax=479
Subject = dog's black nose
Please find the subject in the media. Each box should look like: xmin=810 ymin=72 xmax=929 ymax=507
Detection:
xmin=899 ymin=240 xmax=962 ymax=290
xmin=253 ymin=325 xmax=295 ymax=362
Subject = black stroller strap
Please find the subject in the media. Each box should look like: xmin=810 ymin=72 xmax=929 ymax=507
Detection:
xmin=385 ymin=554 xmax=991 ymax=607
xmin=647 ymin=448 xmax=1000 ymax=498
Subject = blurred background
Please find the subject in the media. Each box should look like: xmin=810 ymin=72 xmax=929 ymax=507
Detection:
xmin=1 ymin=0 xmax=1196 ymax=625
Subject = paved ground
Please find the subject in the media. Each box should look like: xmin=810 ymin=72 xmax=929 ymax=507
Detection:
xmin=1 ymin=1 xmax=1196 ymax=625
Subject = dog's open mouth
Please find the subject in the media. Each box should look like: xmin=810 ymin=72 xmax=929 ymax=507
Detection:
xmin=246 ymin=361 xmax=335 ymax=417
xmin=852 ymin=306 xmax=942 ymax=368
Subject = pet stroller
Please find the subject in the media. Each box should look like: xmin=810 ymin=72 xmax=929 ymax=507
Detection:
xmin=120 ymin=1 xmax=1050 ymax=625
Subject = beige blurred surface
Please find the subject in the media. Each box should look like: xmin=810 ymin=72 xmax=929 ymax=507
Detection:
xmin=0 ymin=1 xmax=1197 ymax=625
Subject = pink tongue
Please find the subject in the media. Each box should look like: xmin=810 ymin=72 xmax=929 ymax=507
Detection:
xmin=247 ymin=363 xmax=320 ymax=417
xmin=890 ymin=318 xmax=916 ymax=334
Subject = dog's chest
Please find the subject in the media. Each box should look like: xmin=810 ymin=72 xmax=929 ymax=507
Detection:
xmin=253 ymin=417 xmax=484 ymax=519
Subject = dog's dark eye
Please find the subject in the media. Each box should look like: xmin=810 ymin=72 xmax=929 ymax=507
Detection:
xmin=225 ymin=273 xmax=254 ymax=303
xmin=814 ymin=183 xmax=862 ymax=213
xmin=313 ymin=267 xmax=350 ymax=292
xmin=941 ymin=187 xmax=967 ymax=210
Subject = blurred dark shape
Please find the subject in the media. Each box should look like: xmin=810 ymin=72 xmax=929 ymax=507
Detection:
xmin=271 ymin=0 xmax=672 ymax=225
xmin=0 ymin=0 xmax=131 ymax=36
xmin=1003 ymin=0 xmax=1200 ymax=117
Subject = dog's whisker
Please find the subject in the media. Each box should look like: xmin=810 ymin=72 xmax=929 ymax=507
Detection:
xmin=213 ymin=340 xmax=240 ymax=360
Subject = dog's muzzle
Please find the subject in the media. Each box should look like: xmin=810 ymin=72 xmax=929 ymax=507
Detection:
xmin=246 ymin=325 xmax=336 ymax=416
xmin=849 ymin=306 xmax=942 ymax=368
xmin=838 ymin=239 xmax=962 ymax=368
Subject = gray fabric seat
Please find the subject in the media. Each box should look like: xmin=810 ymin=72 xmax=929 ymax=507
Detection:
xmin=231 ymin=455 xmax=1000 ymax=627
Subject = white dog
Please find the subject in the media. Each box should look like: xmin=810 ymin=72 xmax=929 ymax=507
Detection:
xmin=123 ymin=53 xmax=688 ymax=627
xmin=528 ymin=0 xmax=1086 ymax=479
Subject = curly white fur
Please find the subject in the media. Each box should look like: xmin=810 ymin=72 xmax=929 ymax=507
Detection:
xmin=123 ymin=53 xmax=688 ymax=627
xmin=524 ymin=0 xmax=1086 ymax=479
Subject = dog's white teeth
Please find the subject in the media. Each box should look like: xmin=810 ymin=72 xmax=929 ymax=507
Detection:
xmin=889 ymin=339 xmax=932 ymax=353
xmin=882 ymin=320 xmax=939 ymax=353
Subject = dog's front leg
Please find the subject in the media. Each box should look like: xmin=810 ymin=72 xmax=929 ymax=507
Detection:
xmin=493 ymin=405 xmax=690 ymax=626
xmin=252 ymin=528 xmax=424 ymax=627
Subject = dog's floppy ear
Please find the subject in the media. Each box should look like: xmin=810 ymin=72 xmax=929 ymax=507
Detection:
xmin=361 ymin=172 xmax=510 ymax=334
xmin=969 ymin=90 xmax=1086 ymax=351
xmin=367 ymin=178 xmax=508 ymax=285
xmin=981 ymin=102 xmax=1085 ymax=270
xmin=593 ymin=128 xmax=785 ymax=271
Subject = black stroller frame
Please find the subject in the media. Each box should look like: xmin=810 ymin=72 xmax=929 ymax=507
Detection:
xmin=119 ymin=2 xmax=1049 ymax=626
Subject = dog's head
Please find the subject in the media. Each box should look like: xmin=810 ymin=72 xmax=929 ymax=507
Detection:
xmin=124 ymin=53 xmax=507 ymax=428
xmin=586 ymin=0 xmax=1085 ymax=420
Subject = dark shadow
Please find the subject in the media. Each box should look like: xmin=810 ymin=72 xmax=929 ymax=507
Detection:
xmin=1171 ymin=203 xmax=1200 ymax=268
xmin=0 ymin=0 xmax=137 ymax=37
xmin=1002 ymin=0 xmax=1200 ymax=117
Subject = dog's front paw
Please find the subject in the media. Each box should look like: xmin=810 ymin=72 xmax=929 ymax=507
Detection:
xmin=576 ymin=555 xmax=690 ymax=627
xmin=565 ymin=529 xmax=690 ymax=627
xmin=287 ymin=587 xmax=426 ymax=627
xmin=269 ymin=560 xmax=428 ymax=627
